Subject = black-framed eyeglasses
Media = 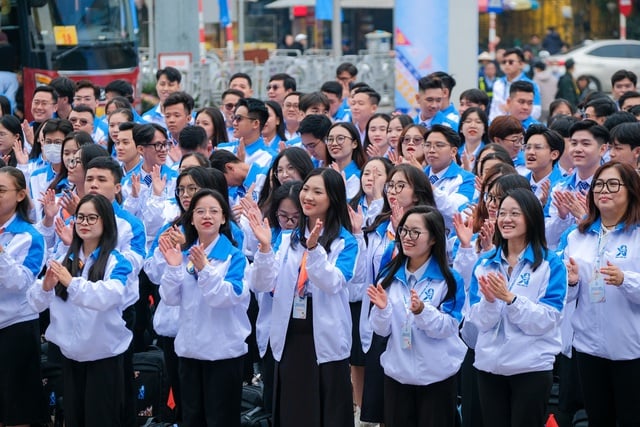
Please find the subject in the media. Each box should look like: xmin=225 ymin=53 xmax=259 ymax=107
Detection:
xmin=384 ymin=182 xmax=406 ymax=194
xmin=175 ymin=185 xmax=200 ymax=197
xmin=592 ymin=179 xmax=625 ymax=193
xmin=483 ymin=192 xmax=502 ymax=204
xmin=325 ymin=135 xmax=354 ymax=146
xmin=144 ymin=141 xmax=171 ymax=152
xmin=277 ymin=211 xmax=300 ymax=224
xmin=397 ymin=226 xmax=424 ymax=240
xmin=232 ymin=114 xmax=258 ymax=123
xmin=69 ymin=117 xmax=90 ymax=126
xmin=65 ymin=157 xmax=82 ymax=168
xmin=223 ymin=102 xmax=237 ymax=110
xmin=76 ymin=214 xmax=100 ymax=225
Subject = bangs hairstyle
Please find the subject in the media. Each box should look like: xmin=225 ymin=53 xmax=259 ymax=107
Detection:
xmin=398 ymin=124 xmax=429 ymax=158
xmin=196 ymin=107 xmax=229 ymax=147
xmin=258 ymin=147 xmax=314 ymax=212
xmin=174 ymin=166 xmax=229 ymax=218
xmin=326 ymin=121 xmax=367 ymax=169
xmin=364 ymin=163 xmax=435 ymax=235
xmin=473 ymin=143 xmax=514 ymax=177
xmin=268 ymin=180 xmax=303 ymax=233
xmin=494 ymin=188 xmax=547 ymax=271
xmin=579 ymin=161 xmax=640 ymax=233
xmin=0 ymin=115 xmax=24 ymax=167
xmin=0 ymin=166 xmax=31 ymax=223
xmin=459 ymin=107 xmax=490 ymax=145
xmin=63 ymin=194 xmax=118 ymax=287
xmin=348 ymin=156 xmax=393 ymax=212
xmin=377 ymin=206 xmax=458 ymax=309
xmin=473 ymin=164 xmax=518 ymax=233
xmin=294 ymin=168 xmax=352 ymax=253
xmin=362 ymin=113 xmax=391 ymax=153
xmin=182 ymin=189 xmax=236 ymax=249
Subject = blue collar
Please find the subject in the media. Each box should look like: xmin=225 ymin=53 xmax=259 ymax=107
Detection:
xmin=486 ymin=244 xmax=536 ymax=266
xmin=394 ymin=257 xmax=445 ymax=285
xmin=343 ymin=160 xmax=360 ymax=178
xmin=244 ymin=137 xmax=267 ymax=157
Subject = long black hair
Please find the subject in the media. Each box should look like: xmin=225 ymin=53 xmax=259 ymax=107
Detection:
xmin=182 ymin=189 xmax=236 ymax=248
xmin=196 ymin=107 xmax=229 ymax=148
xmin=173 ymin=166 xmax=232 ymax=225
xmin=493 ymin=188 xmax=547 ymax=271
xmin=0 ymin=166 xmax=31 ymax=223
xmin=0 ymin=116 xmax=23 ymax=167
xmin=268 ymin=180 xmax=302 ymax=235
xmin=294 ymin=168 xmax=352 ymax=253
xmin=377 ymin=206 xmax=457 ymax=308
xmin=48 ymin=131 xmax=93 ymax=193
xmin=63 ymin=194 xmax=118 ymax=283
xmin=265 ymin=101 xmax=287 ymax=143
xmin=348 ymin=156 xmax=393 ymax=212
xmin=258 ymin=147 xmax=314 ymax=213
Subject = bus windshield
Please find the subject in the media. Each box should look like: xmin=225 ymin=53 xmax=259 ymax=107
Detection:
xmin=30 ymin=0 xmax=136 ymax=48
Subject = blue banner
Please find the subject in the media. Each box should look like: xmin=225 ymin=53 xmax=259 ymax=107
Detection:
xmin=394 ymin=0 xmax=449 ymax=114
xmin=316 ymin=0 xmax=332 ymax=20
xmin=219 ymin=0 xmax=231 ymax=27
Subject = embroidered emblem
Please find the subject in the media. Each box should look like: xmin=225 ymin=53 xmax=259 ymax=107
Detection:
xmin=517 ymin=272 xmax=531 ymax=287
xmin=616 ymin=245 xmax=628 ymax=258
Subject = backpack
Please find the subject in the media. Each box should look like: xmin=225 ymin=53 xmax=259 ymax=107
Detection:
xmin=133 ymin=346 xmax=170 ymax=424
xmin=240 ymin=384 xmax=272 ymax=427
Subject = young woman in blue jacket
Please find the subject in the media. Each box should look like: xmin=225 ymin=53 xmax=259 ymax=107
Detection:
xmin=367 ymin=206 xmax=466 ymax=427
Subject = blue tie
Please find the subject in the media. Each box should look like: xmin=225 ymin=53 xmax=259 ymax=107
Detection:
xmin=577 ymin=181 xmax=590 ymax=193
xmin=142 ymin=174 xmax=152 ymax=187
xmin=429 ymin=175 xmax=439 ymax=185
xmin=420 ymin=122 xmax=430 ymax=130
xmin=236 ymin=186 xmax=247 ymax=199
xmin=530 ymin=184 xmax=537 ymax=193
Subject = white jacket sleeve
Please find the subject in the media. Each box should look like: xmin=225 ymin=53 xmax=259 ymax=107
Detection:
xmin=159 ymin=264 xmax=184 ymax=306
xmin=197 ymin=252 xmax=247 ymax=308
xmin=27 ymin=281 xmax=55 ymax=313
xmin=369 ymin=304 xmax=392 ymax=337
xmin=413 ymin=304 xmax=460 ymax=339
xmin=250 ymin=250 xmax=278 ymax=293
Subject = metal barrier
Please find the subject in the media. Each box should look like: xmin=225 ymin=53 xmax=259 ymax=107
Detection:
xmin=138 ymin=49 xmax=396 ymax=111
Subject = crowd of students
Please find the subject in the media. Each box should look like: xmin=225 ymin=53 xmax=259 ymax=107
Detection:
xmin=1 ymin=49 xmax=640 ymax=427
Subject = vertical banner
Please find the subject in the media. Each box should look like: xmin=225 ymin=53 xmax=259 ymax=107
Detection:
xmin=394 ymin=1 xmax=449 ymax=114
xmin=315 ymin=0 xmax=333 ymax=20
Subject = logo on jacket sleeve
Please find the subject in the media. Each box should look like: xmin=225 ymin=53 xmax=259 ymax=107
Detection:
xmin=616 ymin=245 xmax=628 ymax=258
xmin=516 ymin=272 xmax=531 ymax=287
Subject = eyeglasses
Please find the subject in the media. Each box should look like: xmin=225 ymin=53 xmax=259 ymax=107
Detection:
xmin=66 ymin=157 xmax=82 ymax=168
xmin=302 ymin=141 xmax=319 ymax=151
xmin=283 ymin=102 xmax=299 ymax=110
xmin=402 ymin=136 xmax=425 ymax=145
xmin=232 ymin=114 xmax=257 ymax=123
xmin=32 ymin=99 xmax=55 ymax=107
xmin=523 ymin=143 xmax=549 ymax=151
xmin=277 ymin=212 xmax=300 ymax=224
xmin=384 ymin=181 xmax=406 ymax=194
xmin=76 ymin=213 xmax=100 ymax=225
xmin=501 ymin=59 xmax=519 ymax=65
xmin=497 ymin=209 xmax=522 ymax=219
xmin=73 ymin=96 xmax=95 ymax=103
xmin=325 ymin=135 xmax=354 ymax=146
xmin=503 ymin=135 xmax=524 ymax=146
xmin=592 ymin=178 xmax=625 ymax=193
xmin=422 ymin=142 xmax=451 ymax=150
xmin=0 ymin=187 xmax=18 ymax=195
xmin=175 ymin=185 xmax=200 ymax=197
xmin=143 ymin=141 xmax=171 ymax=152
xmin=193 ymin=207 xmax=222 ymax=217
xmin=483 ymin=192 xmax=502 ymax=204
xmin=223 ymin=102 xmax=237 ymax=111
xmin=276 ymin=165 xmax=297 ymax=176
xmin=44 ymin=138 xmax=64 ymax=145
xmin=266 ymin=84 xmax=281 ymax=91
xmin=397 ymin=226 xmax=424 ymax=240
xmin=69 ymin=117 xmax=90 ymax=126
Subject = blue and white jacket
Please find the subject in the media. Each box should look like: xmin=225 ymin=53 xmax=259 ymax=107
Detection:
xmin=466 ymin=244 xmax=566 ymax=375
xmin=28 ymin=248 xmax=133 ymax=362
xmin=251 ymin=226 xmax=358 ymax=363
xmin=545 ymin=171 xmax=593 ymax=249
xmin=160 ymin=234 xmax=250 ymax=361
xmin=426 ymin=162 xmax=475 ymax=232
xmin=369 ymin=258 xmax=466 ymax=385
xmin=0 ymin=214 xmax=46 ymax=329
xmin=489 ymin=72 xmax=542 ymax=122
xmin=562 ymin=220 xmax=640 ymax=361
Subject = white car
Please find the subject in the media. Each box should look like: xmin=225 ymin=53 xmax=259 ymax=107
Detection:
xmin=545 ymin=39 xmax=640 ymax=92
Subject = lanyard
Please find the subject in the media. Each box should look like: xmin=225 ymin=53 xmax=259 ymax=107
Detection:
xmin=594 ymin=226 xmax=610 ymax=267
xmin=296 ymin=251 xmax=309 ymax=297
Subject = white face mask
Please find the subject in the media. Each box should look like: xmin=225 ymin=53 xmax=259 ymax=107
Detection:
xmin=43 ymin=143 xmax=62 ymax=164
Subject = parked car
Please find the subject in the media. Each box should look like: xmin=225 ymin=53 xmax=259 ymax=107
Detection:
xmin=545 ymin=39 xmax=640 ymax=92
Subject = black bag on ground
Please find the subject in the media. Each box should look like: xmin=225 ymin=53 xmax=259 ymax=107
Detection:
xmin=240 ymin=384 xmax=272 ymax=427
xmin=41 ymin=341 xmax=64 ymax=426
xmin=133 ymin=345 xmax=170 ymax=424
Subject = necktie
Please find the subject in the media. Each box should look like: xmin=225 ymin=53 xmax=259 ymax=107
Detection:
xmin=530 ymin=184 xmax=538 ymax=193
xmin=577 ymin=181 xmax=590 ymax=193
xmin=430 ymin=175 xmax=439 ymax=185
xmin=296 ymin=251 xmax=309 ymax=297
xmin=142 ymin=174 xmax=153 ymax=187
xmin=236 ymin=186 xmax=247 ymax=199
xmin=420 ymin=122 xmax=430 ymax=130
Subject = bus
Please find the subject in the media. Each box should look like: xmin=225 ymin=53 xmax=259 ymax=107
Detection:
xmin=1 ymin=0 xmax=139 ymax=121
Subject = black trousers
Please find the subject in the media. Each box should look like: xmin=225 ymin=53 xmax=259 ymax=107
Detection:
xmin=179 ymin=355 xmax=245 ymax=427
xmin=384 ymin=374 xmax=458 ymax=427
xmin=157 ymin=335 xmax=181 ymax=422
xmin=477 ymin=369 xmax=552 ymax=427
xmin=62 ymin=354 xmax=125 ymax=427
xmin=575 ymin=350 xmax=640 ymax=427
xmin=460 ymin=348 xmax=484 ymax=427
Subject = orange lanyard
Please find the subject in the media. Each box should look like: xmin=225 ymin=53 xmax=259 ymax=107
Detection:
xmin=296 ymin=251 xmax=309 ymax=297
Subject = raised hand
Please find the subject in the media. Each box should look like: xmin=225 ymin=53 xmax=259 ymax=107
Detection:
xmin=479 ymin=219 xmax=495 ymax=252
xmin=188 ymin=244 xmax=208 ymax=271
xmin=306 ymin=219 xmax=323 ymax=249
xmin=366 ymin=283 xmax=388 ymax=309
xmin=390 ymin=199 xmax=404 ymax=231
xmin=538 ymin=180 xmax=551 ymax=207
xmin=348 ymin=204 xmax=364 ymax=234
xmin=461 ymin=151 xmax=475 ymax=172
xmin=452 ymin=212 xmax=473 ymax=249
xmin=247 ymin=209 xmax=272 ymax=252
xmin=55 ymin=217 xmax=74 ymax=246
xmin=42 ymin=266 xmax=58 ymax=291
xmin=13 ymin=139 xmax=29 ymax=165
xmin=159 ymin=235 xmax=183 ymax=266
xmin=410 ymin=288 xmax=425 ymax=314
xmin=40 ymin=189 xmax=59 ymax=226
xmin=21 ymin=119 xmax=34 ymax=145
xmin=59 ymin=192 xmax=80 ymax=218
xmin=131 ymin=173 xmax=141 ymax=198
xmin=366 ymin=143 xmax=381 ymax=159
xmin=566 ymin=257 xmax=579 ymax=285
xmin=151 ymin=164 xmax=167 ymax=196
xmin=237 ymin=138 xmax=246 ymax=162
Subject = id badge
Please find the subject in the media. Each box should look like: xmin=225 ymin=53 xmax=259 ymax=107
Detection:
xmin=293 ymin=295 xmax=307 ymax=319
xmin=588 ymin=271 xmax=606 ymax=303
xmin=401 ymin=321 xmax=412 ymax=350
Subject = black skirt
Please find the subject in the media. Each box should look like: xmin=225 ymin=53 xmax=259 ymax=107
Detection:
xmin=349 ymin=301 xmax=366 ymax=366
xmin=0 ymin=319 xmax=48 ymax=425
xmin=273 ymin=297 xmax=354 ymax=427
xmin=360 ymin=332 xmax=388 ymax=423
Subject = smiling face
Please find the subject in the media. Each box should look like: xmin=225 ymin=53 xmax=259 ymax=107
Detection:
xmin=387 ymin=117 xmax=405 ymax=151
xmin=326 ymin=125 xmax=356 ymax=164
xmin=275 ymin=155 xmax=302 ymax=184
xmin=400 ymin=127 xmax=426 ymax=163
xmin=399 ymin=213 xmax=435 ymax=262
xmin=569 ymin=130 xmax=606 ymax=172
xmin=191 ymin=195 xmax=225 ymax=240
xmin=497 ymin=196 xmax=526 ymax=242
xmin=108 ymin=112 xmax=129 ymax=144
xmin=31 ymin=91 xmax=57 ymax=123
xmin=424 ymin=131 xmax=456 ymax=174
xmin=75 ymin=200 xmax=103 ymax=245
xmin=461 ymin=111 xmax=484 ymax=143
xmin=195 ymin=112 xmax=214 ymax=141
xmin=177 ymin=175 xmax=200 ymax=211
xmin=385 ymin=171 xmax=416 ymax=209
xmin=593 ymin=167 xmax=629 ymax=220
xmin=156 ymin=75 xmax=180 ymax=103
xmin=262 ymin=104 xmax=279 ymax=140
xmin=114 ymin=129 xmax=138 ymax=166
xmin=138 ymin=129 xmax=169 ymax=167
xmin=367 ymin=117 xmax=389 ymax=152
xmin=0 ymin=123 xmax=19 ymax=154
xmin=0 ymin=171 xmax=26 ymax=224
xmin=299 ymin=175 xmax=330 ymax=222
